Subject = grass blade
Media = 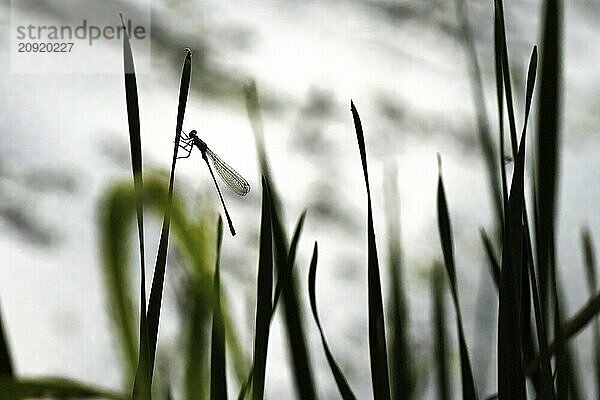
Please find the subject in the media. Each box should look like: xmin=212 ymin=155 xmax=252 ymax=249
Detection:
xmin=253 ymin=177 xmax=274 ymax=400
xmin=350 ymin=100 xmax=391 ymax=400
xmin=0 ymin=377 xmax=126 ymax=400
xmin=211 ymin=217 xmax=227 ymax=400
xmin=308 ymin=242 xmax=357 ymax=400
xmin=384 ymin=165 xmax=416 ymax=399
xmin=497 ymin=116 xmax=527 ymax=400
xmin=236 ymin=211 xmax=306 ymax=400
xmin=494 ymin=0 xmax=519 ymax=158
xmin=147 ymin=48 xmax=192 ymax=377
xmin=480 ymin=229 xmax=501 ymax=290
xmin=431 ymin=262 xmax=451 ymax=400
xmin=535 ymin=0 xmax=562 ymax=327
xmin=245 ymin=82 xmax=316 ymax=399
xmin=0 ymin=304 xmax=13 ymax=377
xmin=582 ymin=228 xmax=600 ymax=399
xmin=120 ymin=13 xmax=150 ymax=400
xmin=436 ymin=156 xmax=478 ymax=400
xmin=535 ymin=0 xmax=564 ymax=394
xmin=454 ymin=0 xmax=503 ymax=231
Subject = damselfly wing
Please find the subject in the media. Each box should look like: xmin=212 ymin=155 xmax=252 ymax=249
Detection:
xmin=205 ymin=147 xmax=251 ymax=196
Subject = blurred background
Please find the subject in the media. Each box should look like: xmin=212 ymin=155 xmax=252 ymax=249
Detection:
xmin=0 ymin=0 xmax=599 ymax=398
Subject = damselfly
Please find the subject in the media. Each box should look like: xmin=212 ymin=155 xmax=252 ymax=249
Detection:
xmin=177 ymin=130 xmax=250 ymax=236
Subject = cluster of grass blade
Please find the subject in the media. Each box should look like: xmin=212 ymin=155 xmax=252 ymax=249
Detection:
xmin=5 ymin=1 xmax=600 ymax=399
xmin=243 ymin=82 xmax=316 ymax=400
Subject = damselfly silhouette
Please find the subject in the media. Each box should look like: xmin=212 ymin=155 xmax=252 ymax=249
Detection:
xmin=177 ymin=130 xmax=250 ymax=236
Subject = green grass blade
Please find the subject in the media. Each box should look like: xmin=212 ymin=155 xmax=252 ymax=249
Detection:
xmin=431 ymin=263 xmax=451 ymax=400
xmin=211 ymin=217 xmax=227 ymax=400
xmin=253 ymin=177 xmax=274 ymax=400
xmin=436 ymin=157 xmax=479 ymax=400
xmin=120 ymin=13 xmax=150 ymax=400
xmin=245 ymin=82 xmax=317 ymax=399
xmin=0 ymin=377 xmax=126 ymax=400
xmin=0 ymin=303 xmax=13 ymax=377
xmin=147 ymin=48 xmax=192 ymax=377
xmin=308 ymin=242 xmax=357 ymax=400
xmin=383 ymin=165 xmax=416 ymax=400
xmin=350 ymin=101 xmax=391 ymax=400
xmin=582 ymin=228 xmax=600 ymax=399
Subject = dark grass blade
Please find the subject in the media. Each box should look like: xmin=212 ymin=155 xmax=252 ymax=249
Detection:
xmin=236 ymin=211 xmax=306 ymax=400
xmin=497 ymin=118 xmax=527 ymax=400
xmin=383 ymin=165 xmax=416 ymax=400
xmin=535 ymin=0 xmax=564 ymax=394
xmin=273 ymin=211 xmax=306 ymax=308
xmin=480 ymin=229 xmax=501 ymax=290
xmin=351 ymin=101 xmax=391 ymax=400
xmin=535 ymin=0 xmax=562 ymax=331
xmin=436 ymin=157 xmax=478 ymax=400
xmin=431 ymin=262 xmax=451 ymax=400
xmin=0 ymin=377 xmax=126 ymax=400
xmin=120 ymin=13 xmax=150 ymax=400
xmin=252 ymin=177 xmax=274 ymax=400
xmin=525 ymin=289 xmax=600 ymax=374
xmin=494 ymin=0 xmax=519 ymax=159
xmin=147 ymin=47 xmax=192 ymax=379
xmin=453 ymin=0 xmax=503 ymax=232
xmin=211 ymin=217 xmax=227 ymax=400
xmin=582 ymin=228 xmax=600 ymax=399
xmin=493 ymin=9 xmax=509 ymax=215
xmin=521 ymin=47 xmax=556 ymax=400
xmin=245 ymin=82 xmax=316 ymax=399
xmin=308 ymin=242 xmax=357 ymax=400
xmin=0 ymin=304 xmax=13 ymax=377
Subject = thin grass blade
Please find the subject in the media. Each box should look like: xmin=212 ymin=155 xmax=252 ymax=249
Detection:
xmin=494 ymin=0 xmax=519 ymax=158
xmin=454 ymin=0 xmax=503 ymax=231
xmin=147 ymin=47 xmax=192 ymax=379
xmin=120 ymin=13 xmax=150 ymax=400
xmin=253 ymin=177 xmax=274 ymax=400
xmin=436 ymin=157 xmax=478 ymax=400
xmin=383 ymin=164 xmax=416 ymax=399
xmin=480 ymin=229 xmax=501 ymax=291
xmin=431 ymin=262 xmax=451 ymax=400
xmin=211 ymin=217 xmax=227 ymax=400
xmin=351 ymin=100 xmax=391 ymax=400
xmin=308 ymin=242 xmax=357 ymax=400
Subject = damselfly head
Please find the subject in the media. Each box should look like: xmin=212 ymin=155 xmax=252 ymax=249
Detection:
xmin=189 ymin=130 xmax=198 ymax=139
